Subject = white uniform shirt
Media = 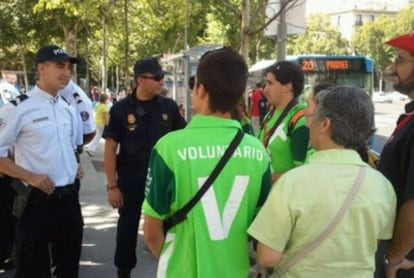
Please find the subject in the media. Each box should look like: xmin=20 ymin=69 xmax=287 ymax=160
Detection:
xmin=0 ymin=87 xmax=80 ymax=187
xmin=59 ymin=79 xmax=96 ymax=137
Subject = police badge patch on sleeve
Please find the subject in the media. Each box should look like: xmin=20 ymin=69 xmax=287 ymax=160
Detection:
xmin=80 ymin=111 xmax=90 ymax=121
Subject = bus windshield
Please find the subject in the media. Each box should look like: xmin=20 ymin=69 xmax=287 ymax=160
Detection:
xmin=249 ymin=55 xmax=374 ymax=97
xmin=302 ymin=71 xmax=373 ymax=95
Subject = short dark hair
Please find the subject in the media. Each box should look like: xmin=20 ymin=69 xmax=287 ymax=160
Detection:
xmin=196 ymin=47 xmax=248 ymax=113
xmin=265 ymin=61 xmax=304 ymax=97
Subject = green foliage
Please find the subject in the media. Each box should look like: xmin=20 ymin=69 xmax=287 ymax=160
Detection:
xmin=288 ymin=13 xmax=349 ymax=55
xmin=353 ymin=16 xmax=395 ymax=72
xmin=6 ymin=0 xmax=395 ymax=88
xmin=394 ymin=6 xmax=414 ymax=35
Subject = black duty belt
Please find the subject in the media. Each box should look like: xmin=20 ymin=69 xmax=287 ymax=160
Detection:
xmin=54 ymin=183 xmax=76 ymax=193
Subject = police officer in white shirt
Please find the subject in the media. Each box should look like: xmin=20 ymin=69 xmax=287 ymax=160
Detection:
xmin=59 ymin=79 xmax=96 ymax=144
xmin=0 ymin=45 xmax=84 ymax=278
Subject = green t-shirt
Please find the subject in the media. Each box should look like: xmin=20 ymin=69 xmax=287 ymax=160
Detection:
xmin=258 ymin=102 xmax=309 ymax=173
xmin=143 ymin=115 xmax=271 ymax=278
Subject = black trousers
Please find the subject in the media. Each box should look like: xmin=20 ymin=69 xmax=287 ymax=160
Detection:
xmin=0 ymin=177 xmax=15 ymax=264
xmin=114 ymin=194 xmax=145 ymax=272
xmin=14 ymin=187 xmax=83 ymax=278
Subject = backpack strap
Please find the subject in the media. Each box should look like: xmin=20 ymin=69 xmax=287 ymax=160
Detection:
xmin=287 ymin=110 xmax=305 ymax=136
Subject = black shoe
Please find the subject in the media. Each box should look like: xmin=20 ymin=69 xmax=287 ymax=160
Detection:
xmin=0 ymin=257 xmax=14 ymax=270
xmin=117 ymin=269 xmax=131 ymax=278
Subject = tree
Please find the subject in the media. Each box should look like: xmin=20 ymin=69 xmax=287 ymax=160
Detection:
xmin=353 ymin=16 xmax=395 ymax=91
xmin=0 ymin=0 xmax=57 ymax=91
xmin=393 ymin=6 xmax=414 ymax=35
xmin=207 ymin=0 xmax=304 ymax=63
xmin=288 ymin=13 xmax=348 ymax=55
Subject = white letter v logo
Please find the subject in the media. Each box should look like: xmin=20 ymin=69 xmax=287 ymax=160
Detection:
xmin=198 ymin=175 xmax=249 ymax=240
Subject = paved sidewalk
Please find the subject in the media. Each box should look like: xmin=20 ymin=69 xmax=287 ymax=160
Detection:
xmin=0 ymin=140 xmax=158 ymax=277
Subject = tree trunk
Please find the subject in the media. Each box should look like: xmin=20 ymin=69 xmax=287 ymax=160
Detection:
xmin=241 ymin=0 xmax=250 ymax=62
xmin=101 ymin=16 xmax=108 ymax=94
xmin=63 ymin=24 xmax=78 ymax=81
xmin=18 ymin=44 xmax=29 ymax=93
xmin=124 ymin=0 xmax=130 ymax=88
xmin=379 ymin=70 xmax=383 ymax=92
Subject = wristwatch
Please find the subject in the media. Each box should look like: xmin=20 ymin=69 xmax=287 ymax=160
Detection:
xmin=106 ymin=184 xmax=118 ymax=192
xmin=383 ymin=254 xmax=403 ymax=268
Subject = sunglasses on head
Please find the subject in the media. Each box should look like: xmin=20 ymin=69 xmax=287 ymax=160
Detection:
xmin=140 ymin=74 xmax=164 ymax=81
xmin=188 ymin=76 xmax=195 ymax=90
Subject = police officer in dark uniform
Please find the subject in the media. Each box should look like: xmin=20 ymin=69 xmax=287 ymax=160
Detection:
xmin=103 ymin=57 xmax=186 ymax=278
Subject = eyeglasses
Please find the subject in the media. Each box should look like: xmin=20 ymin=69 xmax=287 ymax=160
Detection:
xmin=394 ymin=57 xmax=414 ymax=65
xmin=140 ymin=74 xmax=164 ymax=81
xmin=188 ymin=76 xmax=195 ymax=90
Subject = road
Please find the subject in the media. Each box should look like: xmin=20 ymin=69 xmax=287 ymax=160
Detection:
xmin=372 ymin=99 xmax=409 ymax=153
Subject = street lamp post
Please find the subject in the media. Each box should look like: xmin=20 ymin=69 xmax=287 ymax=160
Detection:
xmin=184 ymin=0 xmax=191 ymax=121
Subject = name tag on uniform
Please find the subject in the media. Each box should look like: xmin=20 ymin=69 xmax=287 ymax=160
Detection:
xmin=32 ymin=116 xmax=49 ymax=123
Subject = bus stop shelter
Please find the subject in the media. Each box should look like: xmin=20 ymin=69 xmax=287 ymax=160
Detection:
xmin=161 ymin=44 xmax=222 ymax=120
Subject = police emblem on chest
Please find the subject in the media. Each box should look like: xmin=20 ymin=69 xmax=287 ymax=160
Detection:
xmin=127 ymin=113 xmax=137 ymax=131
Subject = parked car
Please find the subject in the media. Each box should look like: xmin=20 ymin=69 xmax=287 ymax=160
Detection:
xmin=388 ymin=91 xmax=409 ymax=101
xmin=373 ymin=92 xmax=393 ymax=103
xmin=0 ymin=80 xmax=21 ymax=108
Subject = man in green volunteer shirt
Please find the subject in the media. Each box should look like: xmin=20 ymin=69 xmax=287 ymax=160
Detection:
xmin=143 ymin=47 xmax=271 ymax=278
xmin=258 ymin=61 xmax=309 ymax=183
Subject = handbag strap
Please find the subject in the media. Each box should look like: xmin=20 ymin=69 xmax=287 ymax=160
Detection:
xmin=275 ymin=166 xmax=367 ymax=276
xmin=163 ymin=129 xmax=244 ymax=232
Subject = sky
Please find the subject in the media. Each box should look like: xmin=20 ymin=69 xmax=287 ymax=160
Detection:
xmin=305 ymin=0 xmax=408 ymax=16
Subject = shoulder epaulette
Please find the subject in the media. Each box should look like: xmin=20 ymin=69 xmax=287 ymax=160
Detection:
xmin=10 ymin=94 xmax=29 ymax=106
xmin=73 ymin=92 xmax=83 ymax=104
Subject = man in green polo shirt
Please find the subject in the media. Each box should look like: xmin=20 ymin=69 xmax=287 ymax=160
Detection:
xmin=257 ymin=61 xmax=309 ymax=183
xmin=143 ymin=47 xmax=271 ymax=278
xmin=249 ymin=86 xmax=396 ymax=277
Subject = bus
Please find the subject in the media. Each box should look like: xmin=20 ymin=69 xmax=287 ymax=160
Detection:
xmin=249 ymin=55 xmax=374 ymax=96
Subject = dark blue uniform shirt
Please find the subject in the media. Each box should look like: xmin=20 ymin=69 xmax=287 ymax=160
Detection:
xmin=103 ymin=92 xmax=186 ymax=175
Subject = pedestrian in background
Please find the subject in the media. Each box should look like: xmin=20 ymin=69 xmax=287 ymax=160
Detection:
xmin=143 ymin=47 xmax=271 ymax=277
xmin=103 ymin=57 xmax=186 ymax=278
xmin=375 ymin=32 xmax=414 ymax=278
xmin=249 ymin=86 xmax=396 ymax=277
xmin=0 ymin=45 xmax=84 ymax=277
xmin=86 ymin=93 xmax=109 ymax=156
xmin=257 ymin=61 xmax=309 ymax=183
xmin=60 ymin=79 xmax=96 ymax=145
xmin=250 ymin=83 xmax=264 ymax=133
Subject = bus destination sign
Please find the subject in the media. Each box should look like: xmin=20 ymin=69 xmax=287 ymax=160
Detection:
xmin=299 ymin=58 xmax=365 ymax=72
